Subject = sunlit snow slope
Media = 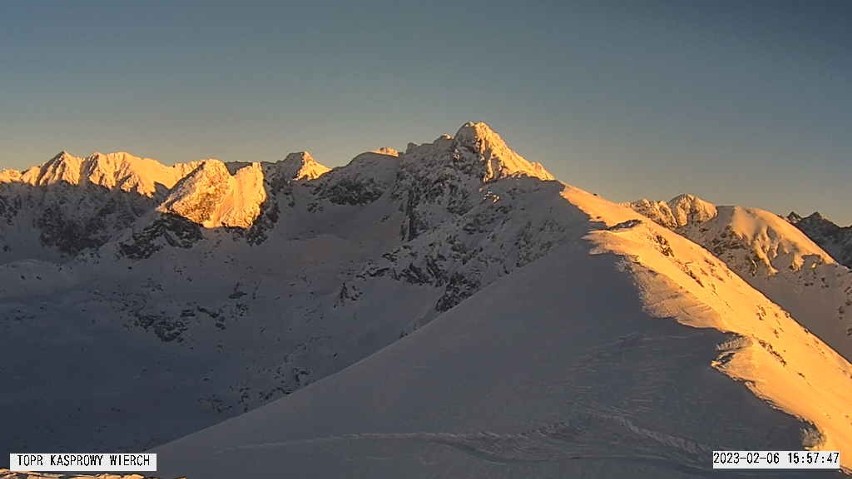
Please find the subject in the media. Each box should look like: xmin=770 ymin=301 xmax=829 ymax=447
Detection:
xmin=1 ymin=123 xmax=850 ymax=478
xmin=154 ymin=183 xmax=852 ymax=478
xmin=628 ymin=195 xmax=852 ymax=361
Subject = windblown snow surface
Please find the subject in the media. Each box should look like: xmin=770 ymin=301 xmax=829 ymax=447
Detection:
xmin=151 ymin=186 xmax=851 ymax=478
xmin=629 ymin=195 xmax=852 ymax=361
xmin=1 ymin=123 xmax=850 ymax=478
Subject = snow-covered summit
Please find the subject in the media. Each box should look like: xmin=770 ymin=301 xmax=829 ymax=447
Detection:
xmin=629 ymin=194 xmax=852 ymax=360
xmin=628 ymin=193 xmax=718 ymax=229
xmin=451 ymin=121 xmax=555 ymax=182
xmin=4 ymin=150 xmax=200 ymax=197
xmin=2 ymin=124 xmax=851 ymax=477
xmin=629 ymin=194 xmax=830 ymax=273
xmin=18 ymin=150 xmax=85 ymax=186
xmin=399 ymin=122 xmax=554 ymax=184
xmin=157 ymin=160 xmax=267 ymax=229
xmin=272 ymin=151 xmax=331 ymax=181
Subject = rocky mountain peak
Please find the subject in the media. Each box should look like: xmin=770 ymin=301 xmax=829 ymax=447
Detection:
xmin=20 ymin=150 xmax=85 ymax=186
xmin=372 ymin=147 xmax=399 ymax=157
xmin=400 ymin=122 xmax=554 ymax=185
xmin=451 ymin=121 xmax=555 ymax=182
xmin=628 ymin=194 xmax=718 ymax=229
xmin=283 ymin=151 xmax=315 ymax=164
xmin=275 ymin=151 xmax=330 ymax=181
xmin=787 ymin=211 xmax=852 ymax=268
xmin=453 ymin=121 xmax=501 ymax=146
xmin=157 ymin=160 xmax=267 ymax=229
xmin=666 ymin=193 xmax=718 ymax=227
xmin=6 ymin=150 xmax=198 ymax=197
xmin=787 ymin=211 xmax=804 ymax=223
xmin=803 ymin=212 xmax=827 ymax=222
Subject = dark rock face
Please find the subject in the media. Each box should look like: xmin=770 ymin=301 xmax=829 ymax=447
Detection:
xmin=1 ymin=127 xmax=571 ymax=449
xmin=317 ymin=177 xmax=386 ymax=206
xmin=119 ymin=213 xmax=203 ymax=259
xmin=358 ymin=178 xmax=570 ymax=314
xmin=245 ymin=200 xmax=281 ymax=246
xmin=0 ymin=182 xmax=155 ymax=260
xmin=134 ymin=311 xmax=188 ymax=343
xmin=788 ymin=212 xmax=852 ymax=268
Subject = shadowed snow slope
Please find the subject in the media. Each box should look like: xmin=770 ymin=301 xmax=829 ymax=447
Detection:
xmin=154 ymin=184 xmax=852 ymax=478
xmin=629 ymin=195 xmax=852 ymax=361
xmin=0 ymin=125 xmax=581 ymax=460
xmin=2 ymin=124 xmax=850 ymax=478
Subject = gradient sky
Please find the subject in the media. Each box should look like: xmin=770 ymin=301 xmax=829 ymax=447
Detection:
xmin=1 ymin=0 xmax=850 ymax=223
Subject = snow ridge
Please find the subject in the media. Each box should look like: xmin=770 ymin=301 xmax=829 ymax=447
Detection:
xmin=6 ymin=151 xmax=201 ymax=197
xmin=628 ymin=194 xmax=852 ymax=361
xmin=452 ymin=121 xmax=555 ymax=182
xmin=1 ymin=123 xmax=851 ymax=477
xmin=150 ymin=182 xmax=852 ymax=478
xmin=628 ymin=194 xmax=718 ymax=229
xmin=628 ymin=194 xmax=834 ymax=275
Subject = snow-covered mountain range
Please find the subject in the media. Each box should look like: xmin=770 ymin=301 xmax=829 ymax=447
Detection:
xmin=628 ymin=195 xmax=852 ymax=361
xmin=788 ymin=212 xmax=852 ymax=269
xmin=1 ymin=122 xmax=850 ymax=478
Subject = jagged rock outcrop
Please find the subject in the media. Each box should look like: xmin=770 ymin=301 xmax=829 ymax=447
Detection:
xmin=269 ymin=151 xmax=331 ymax=182
xmin=3 ymin=123 xmax=850 ymax=471
xmin=157 ymin=160 xmax=267 ymax=229
xmin=628 ymin=194 xmax=718 ymax=229
xmin=788 ymin=212 xmax=852 ymax=268
xmin=7 ymin=151 xmax=200 ymax=197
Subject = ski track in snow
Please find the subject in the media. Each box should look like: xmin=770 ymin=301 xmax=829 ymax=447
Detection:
xmin=219 ymin=407 xmax=713 ymax=467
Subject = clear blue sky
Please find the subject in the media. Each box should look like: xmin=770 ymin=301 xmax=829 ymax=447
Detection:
xmin=1 ymin=0 xmax=850 ymax=223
